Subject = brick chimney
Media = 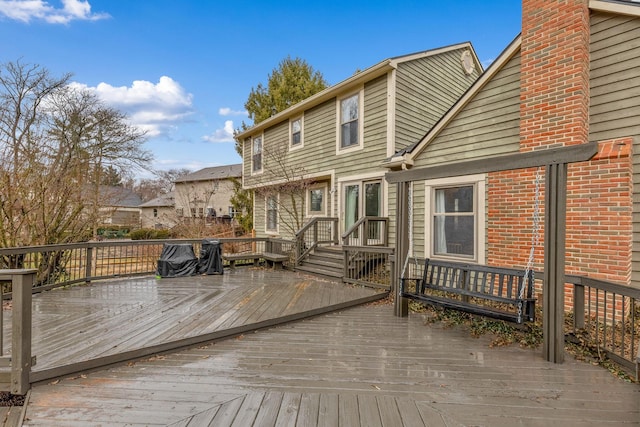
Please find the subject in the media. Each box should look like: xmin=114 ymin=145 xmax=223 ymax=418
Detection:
xmin=520 ymin=0 xmax=590 ymax=151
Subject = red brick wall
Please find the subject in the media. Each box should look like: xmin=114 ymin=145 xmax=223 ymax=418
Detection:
xmin=565 ymin=138 xmax=632 ymax=283
xmin=488 ymin=0 xmax=632 ymax=291
xmin=488 ymin=140 xmax=632 ymax=289
xmin=520 ymin=0 xmax=590 ymax=151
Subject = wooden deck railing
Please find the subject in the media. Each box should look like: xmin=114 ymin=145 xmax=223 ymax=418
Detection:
xmin=294 ymin=217 xmax=339 ymax=264
xmin=342 ymin=245 xmax=394 ymax=291
xmin=0 ymin=237 xmax=296 ymax=297
xmin=565 ymin=274 xmax=640 ymax=382
xmin=342 ymin=216 xmax=389 ymax=247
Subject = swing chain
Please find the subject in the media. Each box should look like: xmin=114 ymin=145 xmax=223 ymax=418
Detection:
xmin=519 ymin=167 xmax=542 ymax=307
xmin=401 ymin=184 xmax=414 ymax=278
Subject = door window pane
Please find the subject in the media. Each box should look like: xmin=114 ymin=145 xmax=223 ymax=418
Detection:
xmin=344 ymin=184 xmax=359 ymax=231
xmin=309 ymin=188 xmax=324 ymax=213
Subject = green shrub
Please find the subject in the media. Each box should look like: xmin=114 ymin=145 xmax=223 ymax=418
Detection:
xmin=129 ymin=228 xmax=171 ymax=240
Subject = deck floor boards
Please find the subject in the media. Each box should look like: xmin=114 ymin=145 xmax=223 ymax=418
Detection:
xmin=4 ymin=268 xmax=638 ymax=426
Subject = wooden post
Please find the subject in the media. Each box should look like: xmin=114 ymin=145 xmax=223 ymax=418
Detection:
xmin=394 ymin=182 xmax=409 ymax=317
xmin=0 ymin=269 xmax=35 ymax=395
xmin=85 ymin=246 xmax=93 ymax=284
xmin=543 ymin=163 xmax=567 ymax=363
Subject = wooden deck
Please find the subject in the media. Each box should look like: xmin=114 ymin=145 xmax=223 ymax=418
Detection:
xmin=6 ymin=268 xmax=640 ymax=426
xmin=15 ymin=268 xmax=384 ymax=383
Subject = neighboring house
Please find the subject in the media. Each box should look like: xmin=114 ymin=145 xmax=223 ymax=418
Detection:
xmin=383 ymin=0 xmax=640 ymax=292
xmin=236 ymin=43 xmax=482 ymax=239
xmin=173 ymin=164 xmax=242 ymax=221
xmin=99 ymin=186 xmax=143 ymax=228
xmin=139 ymin=192 xmax=176 ymax=229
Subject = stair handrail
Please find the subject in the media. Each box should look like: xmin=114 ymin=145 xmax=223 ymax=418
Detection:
xmin=341 ymin=216 xmax=389 ymax=247
xmin=294 ymin=217 xmax=338 ymax=264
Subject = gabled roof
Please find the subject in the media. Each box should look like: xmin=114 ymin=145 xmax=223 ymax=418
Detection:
xmin=139 ymin=192 xmax=174 ymax=208
xmin=98 ymin=186 xmax=143 ymax=208
xmin=383 ymin=0 xmax=640 ymax=169
xmin=235 ymin=42 xmax=481 ymax=140
xmin=174 ymin=164 xmax=242 ymax=183
xmin=591 ymin=0 xmax=640 ymax=16
xmin=383 ymin=35 xmax=522 ymax=168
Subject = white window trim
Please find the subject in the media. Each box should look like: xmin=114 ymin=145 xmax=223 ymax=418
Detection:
xmin=306 ymin=183 xmax=328 ymax=217
xmin=251 ymin=134 xmax=264 ymax=175
xmin=289 ymin=115 xmax=304 ymax=151
xmin=336 ymin=89 xmax=364 ymax=155
xmin=265 ymin=193 xmax=279 ymax=235
xmin=423 ymin=174 xmax=486 ymax=264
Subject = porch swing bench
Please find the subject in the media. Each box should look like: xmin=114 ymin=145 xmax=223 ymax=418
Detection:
xmin=400 ymin=258 xmax=536 ymax=324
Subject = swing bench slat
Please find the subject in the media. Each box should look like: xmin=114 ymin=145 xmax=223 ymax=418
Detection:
xmin=400 ymin=258 xmax=536 ymax=324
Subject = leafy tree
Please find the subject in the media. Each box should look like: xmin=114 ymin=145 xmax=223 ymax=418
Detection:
xmin=233 ymin=57 xmax=328 ymax=234
xmin=229 ymin=177 xmax=253 ymax=234
xmin=234 ymin=56 xmax=328 ymax=155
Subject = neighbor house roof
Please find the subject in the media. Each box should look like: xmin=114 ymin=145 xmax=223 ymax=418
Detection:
xmin=235 ymin=42 xmax=481 ymax=141
xmin=174 ymin=164 xmax=242 ymax=183
xmin=100 ymin=186 xmax=143 ymax=208
xmin=139 ymin=192 xmax=175 ymax=208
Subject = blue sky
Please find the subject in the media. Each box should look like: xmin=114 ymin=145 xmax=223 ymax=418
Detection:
xmin=0 ymin=0 xmax=522 ymax=179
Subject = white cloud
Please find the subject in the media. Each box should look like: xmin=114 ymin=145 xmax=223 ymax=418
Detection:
xmin=70 ymin=76 xmax=194 ymax=137
xmin=203 ymin=120 xmax=235 ymax=143
xmin=0 ymin=0 xmax=109 ymax=24
xmin=219 ymin=107 xmax=247 ymax=117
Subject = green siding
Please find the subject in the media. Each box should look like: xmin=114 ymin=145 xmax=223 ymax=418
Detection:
xmin=590 ymin=12 xmax=640 ymax=288
xmin=244 ymin=47 xmax=481 ymax=238
xmin=395 ymin=48 xmax=481 ymax=151
xmin=412 ymin=53 xmax=521 ymax=169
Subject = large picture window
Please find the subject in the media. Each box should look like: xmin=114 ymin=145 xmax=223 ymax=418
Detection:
xmin=426 ymin=175 xmax=485 ymax=262
xmin=252 ymin=136 xmax=263 ymax=173
xmin=339 ymin=93 xmax=359 ymax=148
xmin=433 ymin=186 xmax=475 ymax=257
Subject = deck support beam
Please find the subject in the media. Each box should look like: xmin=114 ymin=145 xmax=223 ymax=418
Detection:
xmin=543 ymin=162 xmax=567 ymax=363
xmin=394 ymin=182 xmax=409 ymax=317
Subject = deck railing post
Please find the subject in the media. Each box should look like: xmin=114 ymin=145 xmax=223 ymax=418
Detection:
xmin=6 ymin=269 xmax=34 ymax=395
xmin=85 ymin=245 xmax=93 ymax=283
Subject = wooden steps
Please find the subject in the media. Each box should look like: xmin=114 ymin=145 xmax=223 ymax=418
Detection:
xmin=295 ymin=246 xmax=343 ymax=279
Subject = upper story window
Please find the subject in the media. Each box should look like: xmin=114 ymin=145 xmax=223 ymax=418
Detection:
xmin=290 ymin=117 xmax=303 ymax=149
xmin=153 ymin=208 xmax=158 ymax=218
xmin=337 ymin=91 xmax=363 ymax=154
xmin=340 ymin=94 xmax=359 ymax=148
xmin=252 ymin=136 xmax=263 ymax=173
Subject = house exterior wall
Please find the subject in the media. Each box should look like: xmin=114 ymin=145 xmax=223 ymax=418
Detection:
xmin=411 ymin=54 xmax=522 ymax=170
xmin=406 ymin=4 xmax=639 ymax=293
xmin=395 ymin=48 xmax=480 ymax=152
xmin=174 ymin=178 xmax=236 ymax=219
xmin=140 ymin=206 xmax=176 ymax=229
xmin=589 ymin=11 xmax=640 ymax=288
xmin=243 ymin=47 xmax=480 ymax=240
